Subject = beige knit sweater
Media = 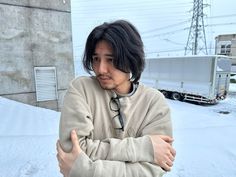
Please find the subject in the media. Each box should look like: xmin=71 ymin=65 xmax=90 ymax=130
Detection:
xmin=59 ymin=76 xmax=172 ymax=177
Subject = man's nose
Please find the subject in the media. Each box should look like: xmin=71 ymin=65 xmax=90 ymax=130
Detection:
xmin=98 ymin=60 xmax=108 ymax=74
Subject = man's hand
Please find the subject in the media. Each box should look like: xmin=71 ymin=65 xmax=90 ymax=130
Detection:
xmin=56 ymin=130 xmax=82 ymax=177
xmin=149 ymin=135 xmax=176 ymax=171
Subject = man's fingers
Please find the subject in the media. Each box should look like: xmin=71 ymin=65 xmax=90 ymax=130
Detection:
xmin=161 ymin=157 xmax=173 ymax=171
xmin=56 ymin=140 xmax=64 ymax=155
xmin=170 ymin=147 xmax=176 ymax=157
xmin=169 ymin=153 xmax=175 ymax=161
xmin=166 ymin=158 xmax=173 ymax=166
xmin=162 ymin=162 xmax=171 ymax=171
xmin=57 ymin=153 xmax=63 ymax=164
xmin=165 ymin=159 xmax=173 ymax=169
xmin=71 ymin=130 xmax=80 ymax=153
xmin=158 ymin=135 xmax=174 ymax=143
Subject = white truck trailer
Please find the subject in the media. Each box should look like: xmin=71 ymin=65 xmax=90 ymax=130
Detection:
xmin=141 ymin=55 xmax=232 ymax=104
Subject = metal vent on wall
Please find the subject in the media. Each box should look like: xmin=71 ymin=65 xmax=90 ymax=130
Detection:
xmin=34 ymin=67 xmax=58 ymax=102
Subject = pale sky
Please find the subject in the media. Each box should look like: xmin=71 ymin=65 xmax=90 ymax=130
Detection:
xmin=71 ymin=0 xmax=236 ymax=75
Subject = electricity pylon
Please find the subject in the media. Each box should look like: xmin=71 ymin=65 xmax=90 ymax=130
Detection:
xmin=185 ymin=0 xmax=208 ymax=55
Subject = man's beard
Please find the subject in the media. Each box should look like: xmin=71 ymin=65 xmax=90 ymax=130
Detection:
xmin=96 ymin=74 xmax=115 ymax=90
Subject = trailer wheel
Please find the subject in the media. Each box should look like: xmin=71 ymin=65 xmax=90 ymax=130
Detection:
xmin=171 ymin=92 xmax=182 ymax=101
xmin=161 ymin=91 xmax=169 ymax=98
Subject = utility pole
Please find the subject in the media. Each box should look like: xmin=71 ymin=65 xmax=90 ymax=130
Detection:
xmin=185 ymin=0 xmax=208 ymax=55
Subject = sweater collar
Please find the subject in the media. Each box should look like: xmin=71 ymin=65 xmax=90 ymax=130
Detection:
xmin=112 ymin=82 xmax=139 ymax=98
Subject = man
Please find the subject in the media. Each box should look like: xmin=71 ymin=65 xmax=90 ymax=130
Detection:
xmin=57 ymin=20 xmax=176 ymax=177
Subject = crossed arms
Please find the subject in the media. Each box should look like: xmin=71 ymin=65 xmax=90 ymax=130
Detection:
xmin=56 ymin=81 xmax=176 ymax=177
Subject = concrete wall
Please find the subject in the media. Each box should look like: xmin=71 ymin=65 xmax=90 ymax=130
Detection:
xmin=0 ymin=0 xmax=74 ymax=111
xmin=0 ymin=0 xmax=71 ymax=11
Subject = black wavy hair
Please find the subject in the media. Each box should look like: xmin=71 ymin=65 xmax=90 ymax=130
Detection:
xmin=82 ymin=20 xmax=145 ymax=83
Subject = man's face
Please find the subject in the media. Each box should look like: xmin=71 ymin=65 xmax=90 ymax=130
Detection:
xmin=92 ymin=40 xmax=131 ymax=94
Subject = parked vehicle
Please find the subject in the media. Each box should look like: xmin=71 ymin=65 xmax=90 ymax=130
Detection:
xmin=141 ymin=55 xmax=232 ymax=104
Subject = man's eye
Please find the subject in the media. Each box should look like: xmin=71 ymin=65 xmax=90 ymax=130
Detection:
xmin=92 ymin=56 xmax=99 ymax=62
xmin=107 ymin=58 xmax=113 ymax=63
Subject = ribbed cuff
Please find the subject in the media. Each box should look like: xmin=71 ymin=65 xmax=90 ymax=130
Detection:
xmin=135 ymin=135 xmax=154 ymax=163
xmin=69 ymin=151 xmax=92 ymax=177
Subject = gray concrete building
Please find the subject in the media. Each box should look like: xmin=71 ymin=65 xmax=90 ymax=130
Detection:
xmin=0 ymin=0 xmax=75 ymax=111
xmin=215 ymin=34 xmax=236 ymax=67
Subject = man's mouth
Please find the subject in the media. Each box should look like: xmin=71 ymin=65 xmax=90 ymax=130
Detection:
xmin=97 ymin=75 xmax=111 ymax=80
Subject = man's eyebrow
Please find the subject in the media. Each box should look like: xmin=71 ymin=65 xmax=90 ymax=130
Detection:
xmin=93 ymin=53 xmax=114 ymax=57
xmin=106 ymin=54 xmax=114 ymax=57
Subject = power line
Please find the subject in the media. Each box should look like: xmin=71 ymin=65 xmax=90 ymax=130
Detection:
xmin=207 ymin=13 xmax=236 ymax=19
xmin=144 ymin=27 xmax=189 ymax=38
xmin=142 ymin=20 xmax=191 ymax=34
xmin=206 ymin=22 xmax=236 ymax=27
xmin=72 ymin=1 xmax=192 ymax=11
xmin=142 ymin=22 xmax=236 ymax=43
xmin=147 ymin=46 xmax=236 ymax=55
xmin=162 ymin=38 xmax=186 ymax=46
xmin=146 ymin=48 xmax=185 ymax=54
xmin=141 ymin=13 xmax=236 ymax=35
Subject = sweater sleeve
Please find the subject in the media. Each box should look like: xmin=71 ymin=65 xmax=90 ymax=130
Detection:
xmin=69 ymin=151 xmax=166 ymax=177
xmin=140 ymin=92 xmax=172 ymax=137
xmin=59 ymin=80 xmax=154 ymax=163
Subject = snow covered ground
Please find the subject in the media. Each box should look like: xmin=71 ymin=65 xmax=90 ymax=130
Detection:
xmin=0 ymin=98 xmax=61 ymax=177
xmin=0 ymin=84 xmax=235 ymax=177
